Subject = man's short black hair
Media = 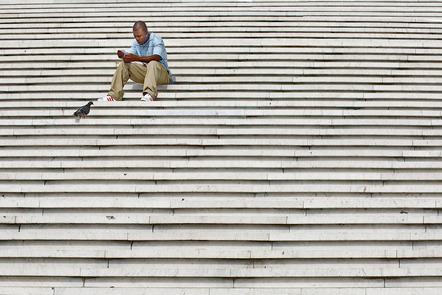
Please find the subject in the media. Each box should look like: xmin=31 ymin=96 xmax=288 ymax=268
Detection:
xmin=133 ymin=21 xmax=147 ymax=32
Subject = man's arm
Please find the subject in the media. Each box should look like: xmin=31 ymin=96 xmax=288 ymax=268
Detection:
xmin=121 ymin=53 xmax=161 ymax=63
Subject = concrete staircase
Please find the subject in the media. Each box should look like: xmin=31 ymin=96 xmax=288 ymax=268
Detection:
xmin=1 ymin=0 xmax=442 ymax=294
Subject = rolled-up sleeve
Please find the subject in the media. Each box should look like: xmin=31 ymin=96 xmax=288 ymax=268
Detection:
xmin=152 ymin=35 xmax=166 ymax=60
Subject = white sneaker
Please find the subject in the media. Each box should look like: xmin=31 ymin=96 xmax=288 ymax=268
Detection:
xmin=141 ymin=93 xmax=153 ymax=102
xmin=98 ymin=95 xmax=115 ymax=102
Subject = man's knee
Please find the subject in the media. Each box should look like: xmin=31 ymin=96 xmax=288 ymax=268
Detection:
xmin=146 ymin=60 xmax=162 ymax=70
xmin=116 ymin=61 xmax=130 ymax=73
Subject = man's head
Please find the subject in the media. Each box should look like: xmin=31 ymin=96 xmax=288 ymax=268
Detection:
xmin=133 ymin=21 xmax=149 ymax=45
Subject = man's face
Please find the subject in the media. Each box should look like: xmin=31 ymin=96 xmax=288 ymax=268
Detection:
xmin=133 ymin=28 xmax=148 ymax=45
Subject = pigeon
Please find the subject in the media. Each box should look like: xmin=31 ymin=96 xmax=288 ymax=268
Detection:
xmin=74 ymin=101 xmax=93 ymax=117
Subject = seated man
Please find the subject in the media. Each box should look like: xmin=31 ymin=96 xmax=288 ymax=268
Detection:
xmin=99 ymin=21 xmax=172 ymax=102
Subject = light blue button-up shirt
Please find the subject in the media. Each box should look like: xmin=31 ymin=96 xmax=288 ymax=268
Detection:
xmin=128 ymin=32 xmax=171 ymax=75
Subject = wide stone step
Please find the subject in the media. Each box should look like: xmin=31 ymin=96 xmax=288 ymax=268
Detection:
xmin=0 ymin=210 xmax=439 ymax=225
xmin=3 ymin=108 xmax=442 ymax=118
xmin=1 ymin=138 xmax=441 ymax=148
xmin=4 ymin=38 xmax=442 ymax=49
xmin=5 ymin=32 xmax=442 ymax=40
xmin=0 ymin=241 xmax=440 ymax=259
xmin=2 ymin=128 xmax=440 ymax=138
xmin=2 ymin=117 xmax=441 ymax=126
xmin=2 ymin=171 xmax=441 ymax=181
xmin=1 ymin=260 xmax=441 ymax=278
xmin=2 ymin=100 xmax=442 ymax=108
xmin=3 ymin=287 xmax=438 ymax=295
xmin=5 ymin=92 xmax=442 ymax=101
xmin=2 ymin=195 xmax=439 ymax=209
xmin=3 ymin=183 xmax=442 ymax=193
xmin=0 ymin=225 xmax=440 ymax=241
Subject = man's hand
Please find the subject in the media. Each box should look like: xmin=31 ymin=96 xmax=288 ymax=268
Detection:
xmin=117 ymin=50 xmax=139 ymax=63
xmin=117 ymin=50 xmax=160 ymax=64
xmin=117 ymin=50 xmax=126 ymax=59
xmin=122 ymin=53 xmax=138 ymax=63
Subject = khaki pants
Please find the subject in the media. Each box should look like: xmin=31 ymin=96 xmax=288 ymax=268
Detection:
xmin=108 ymin=61 xmax=171 ymax=101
